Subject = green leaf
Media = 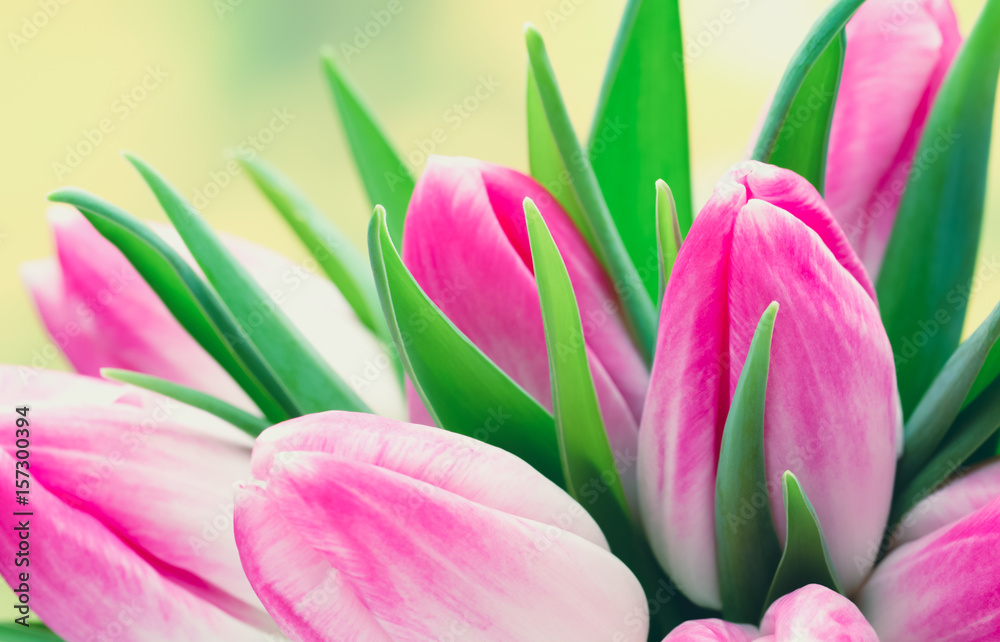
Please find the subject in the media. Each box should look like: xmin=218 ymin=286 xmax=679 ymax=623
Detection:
xmin=765 ymin=30 xmax=845 ymax=194
xmin=752 ymin=0 xmax=866 ymax=162
xmin=322 ymin=51 xmax=414 ymax=247
xmin=897 ymin=300 xmax=1000 ymax=485
xmin=101 ymin=368 xmax=271 ymax=437
xmin=0 ymin=623 xmax=63 ymax=641
xmin=764 ymin=471 xmax=842 ymax=612
xmin=524 ymin=197 xmax=632 ymax=528
xmin=46 ymin=188 xmax=292 ymax=423
xmin=715 ymin=302 xmax=782 ymax=623
xmin=367 ymin=206 xmax=564 ymax=485
xmin=876 ymin=0 xmax=1000 ymax=418
xmin=892 ymin=374 xmax=1000 ymax=524
xmin=239 ymin=155 xmax=386 ymax=339
xmin=124 ymin=152 xmax=369 ymax=415
xmin=524 ymin=24 xmax=657 ymax=363
xmin=655 ymin=179 xmax=683 ymax=310
xmin=966 ymin=341 xmax=1000 ymax=408
xmin=590 ymin=0 xmax=693 ymax=300
xmin=526 ymin=66 xmax=597 ymax=252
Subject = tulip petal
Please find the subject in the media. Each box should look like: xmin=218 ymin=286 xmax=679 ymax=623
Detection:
xmin=239 ymin=413 xmax=647 ymax=641
xmin=858 ymin=497 xmax=1000 ymax=641
xmin=403 ymin=156 xmax=647 ymax=463
xmin=729 ymin=199 xmax=900 ymax=595
xmin=894 ymin=459 xmax=1000 ymax=547
xmin=760 ymin=584 xmax=878 ymax=641
xmin=661 ymin=620 xmax=758 ymax=641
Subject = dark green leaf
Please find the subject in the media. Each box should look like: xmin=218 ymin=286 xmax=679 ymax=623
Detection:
xmin=0 ymin=623 xmax=63 ymax=641
xmin=102 ymin=368 xmax=271 ymax=437
xmin=124 ymin=152 xmax=369 ymax=415
xmin=655 ymin=179 xmax=682 ymax=310
xmin=322 ymin=51 xmax=414 ymax=247
xmin=897 ymin=300 xmax=1000 ymax=485
xmin=524 ymin=24 xmax=657 ymax=363
xmin=764 ymin=471 xmax=842 ymax=612
xmin=715 ymin=302 xmax=782 ymax=624
xmin=876 ymin=0 xmax=1000 ymax=418
xmin=525 ymin=197 xmax=632 ymax=527
xmin=766 ymin=30 xmax=845 ymax=194
xmin=239 ymin=155 xmax=386 ymax=339
xmin=46 ymin=188 xmax=291 ymax=423
xmin=892 ymin=374 xmax=1000 ymax=524
xmin=752 ymin=0 xmax=866 ymax=162
xmin=367 ymin=206 xmax=564 ymax=485
xmin=590 ymin=0 xmax=693 ymax=299
xmin=966 ymin=341 xmax=1000 ymax=408
xmin=526 ymin=66 xmax=597 ymax=252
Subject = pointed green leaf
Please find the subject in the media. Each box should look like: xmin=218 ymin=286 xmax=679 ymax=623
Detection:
xmin=967 ymin=341 xmax=1000 ymax=408
xmin=715 ymin=302 xmax=782 ymax=624
xmin=524 ymin=197 xmax=631 ymax=531
xmin=655 ymin=179 xmax=682 ymax=310
xmin=876 ymin=0 xmax=1000 ymax=418
xmin=766 ymin=30 xmax=845 ymax=194
xmin=590 ymin=0 xmax=693 ymax=299
xmin=124 ymin=153 xmax=369 ymax=415
xmin=752 ymin=0 xmax=866 ymax=162
xmin=367 ymin=206 xmax=564 ymax=485
xmin=322 ymin=51 xmax=414 ymax=246
xmin=524 ymin=24 xmax=657 ymax=363
xmin=101 ymin=368 xmax=271 ymax=437
xmin=892 ymin=374 xmax=1000 ymax=524
xmin=46 ymin=188 xmax=292 ymax=423
xmin=239 ymin=155 xmax=386 ymax=338
xmin=526 ymin=66 xmax=597 ymax=252
xmin=897 ymin=300 xmax=1000 ymax=485
xmin=764 ymin=471 xmax=842 ymax=612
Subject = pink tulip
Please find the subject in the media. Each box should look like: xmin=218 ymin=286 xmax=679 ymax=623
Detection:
xmin=402 ymin=155 xmax=648 ymax=475
xmin=0 ymin=366 xmax=279 ymax=640
xmin=21 ymin=204 xmax=404 ymax=419
xmin=638 ymin=161 xmax=902 ymax=608
xmin=662 ymin=584 xmax=878 ymax=641
xmin=235 ymin=411 xmax=650 ymax=641
xmin=858 ymin=495 xmax=1000 ymax=641
xmin=825 ymin=0 xmax=962 ymax=276
xmin=892 ymin=460 xmax=1000 ymax=547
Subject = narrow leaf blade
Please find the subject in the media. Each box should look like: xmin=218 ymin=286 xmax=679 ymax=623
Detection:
xmin=590 ymin=0 xmax=693 ymax=297
xmin=322 ymin=52 xmax=415 ymax=246
xmin=715 ymin=302 xmax=782 ymax=624
xmin=125 ymin=153 xmax=369 ymax=415
xmin=367 ymin=207 xmax=564 ymax=485
xmin=764 ymin=471 xmax=842 ymax=612
xmin=46 ymin=188 xmax=292 ymax=423
xmin=876 ymin=0 xmax=1000 ymax=418
xmin=524 ymin=24 xmax=657 ymax=362
xmin=102 ymin=368 xmax=271 ymax=437
xmin=655 ymin=179 xmax=682 ymax=310
xmin=766 ymin=30 xmax=845 ymax=193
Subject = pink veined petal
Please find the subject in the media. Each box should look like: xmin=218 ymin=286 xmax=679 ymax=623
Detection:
xmin=249 ymin=411 xmax=609 ymax=549
xmin=661 ymin=619 xmax=759 ymax=641
xmin=242 ymin=450 xmax=649 ymax=642
xmin=760 ymin=584 xmax=878 ymax=641
xmin=402 ymin=156 xmax=645 ymax=475
xmin=893 ymin=460 xmax=1000 ymax=548
xmin=0 ymin=449 xmax=274 ymax=642
xmin=826 ymin=0 xmax=961 ymax=276
xmin=728 ymin=200 xmax=900 ymax=595
xmin=637 ymin=178 xmax=746 ymax=610
xmin=858 ymin=497 xmax=1000 ymax=641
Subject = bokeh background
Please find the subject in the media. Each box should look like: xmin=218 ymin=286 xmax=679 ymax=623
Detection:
xmin=2 ymin=0 xmax=998 ymax=368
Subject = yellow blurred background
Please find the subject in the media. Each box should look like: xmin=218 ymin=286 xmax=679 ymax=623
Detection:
xmin=1 ymin=0 xmax=998 ymax=368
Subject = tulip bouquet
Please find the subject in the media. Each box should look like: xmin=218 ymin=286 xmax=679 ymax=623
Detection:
xmin=4 ymin=0 xmax=1000 ymax=639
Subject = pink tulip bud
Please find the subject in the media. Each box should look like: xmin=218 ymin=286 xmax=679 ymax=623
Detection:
xmin=638 ymin=161 xmax=902 ymax=608
xmin=0 ymin=366 xmax=277 ymax=640
xmin=235 ymin=411 xmax=649 ymax=641
xmin=826 ymin=0 xmax=962 ymax=277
